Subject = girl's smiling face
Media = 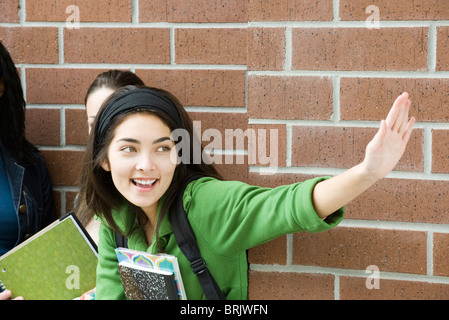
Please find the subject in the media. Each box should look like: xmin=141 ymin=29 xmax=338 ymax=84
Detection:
xmin=101 ymin=112 xmax=177 ymax=218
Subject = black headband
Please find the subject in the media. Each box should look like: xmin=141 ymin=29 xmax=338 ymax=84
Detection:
xmin=94 ymin=87 xmax=182 ymax=152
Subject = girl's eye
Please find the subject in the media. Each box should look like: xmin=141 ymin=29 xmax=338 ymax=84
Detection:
xmin=156 ymin=145 xmax=171 ymax=152
xmin=121 ymin=146 xmax=136 ymax=153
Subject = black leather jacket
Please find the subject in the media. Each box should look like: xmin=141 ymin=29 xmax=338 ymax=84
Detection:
xmin=0 ymin=141 xmax=55 ymax=246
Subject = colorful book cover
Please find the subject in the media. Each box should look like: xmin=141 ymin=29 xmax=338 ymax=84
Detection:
xmin=0 ymin=213 xmax=97 ymax=300
xmin=118 ymin=261 xmax=178 ymax=300
xmin=115 ymin=247 xmax=186 ymax=300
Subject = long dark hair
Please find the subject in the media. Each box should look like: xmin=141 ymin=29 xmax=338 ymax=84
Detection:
xmin=78 ymin=85 xmax=222 ymax=249
xmin=0 ymin=41 xmax=37 ymax=165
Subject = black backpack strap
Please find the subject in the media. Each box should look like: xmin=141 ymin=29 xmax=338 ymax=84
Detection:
xmin=170 ymin=175 xmax=225 ymax=300
xmin=115 ymin=232 xmax=128 ymax=248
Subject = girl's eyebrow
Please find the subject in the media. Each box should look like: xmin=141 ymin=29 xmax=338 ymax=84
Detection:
xmin=152 ymin=137 xmax=173 ymax=145
xmin=115 ymin=137 xmax=173 ymax=145
xmin=116 ymin=138 xmax=140 ymax=144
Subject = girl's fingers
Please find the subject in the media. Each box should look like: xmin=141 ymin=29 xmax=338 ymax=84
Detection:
xmin=402 ymin=117 xmax=416 ymax=145
xmin=391 ymin=94 xmax=410 ymax=133
xmin=385 ymin=94 xmax=403 ymax=129
xmin=394 ymin=100 xmax=410 ymax=134
xmin=385 ymin=93 xmax=412 ymax=135
xmin=399 ymin=99 xmax=412 ymax=133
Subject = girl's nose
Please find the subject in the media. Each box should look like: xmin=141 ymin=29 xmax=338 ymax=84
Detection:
xmin=136 ymin=154 xmax=155 ymax=172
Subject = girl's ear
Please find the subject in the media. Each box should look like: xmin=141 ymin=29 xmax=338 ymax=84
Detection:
xmin=101 ymin=159 xmax=110 ymax=172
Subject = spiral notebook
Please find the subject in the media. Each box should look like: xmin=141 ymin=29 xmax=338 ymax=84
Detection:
xmin=118 ymin=261 xmax=178 ymax=300
xmin=115 ymin=247 xmax=186 ymax=300
xmin=0 ymin=212 xmax=97 ymax=300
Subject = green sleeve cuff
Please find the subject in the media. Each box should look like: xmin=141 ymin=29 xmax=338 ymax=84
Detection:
xmin=294 ymin=176 xmax=345 ymax=233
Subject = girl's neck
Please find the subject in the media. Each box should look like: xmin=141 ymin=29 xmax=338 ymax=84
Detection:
xmin=140 ymin=204 xmax=159 ymax=246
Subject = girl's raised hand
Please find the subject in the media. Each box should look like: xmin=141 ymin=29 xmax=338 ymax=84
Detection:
xmin=312 ymin=92 xmax=416 ymax=219
xmin=362 ymin=92 xmax=416 ymax=180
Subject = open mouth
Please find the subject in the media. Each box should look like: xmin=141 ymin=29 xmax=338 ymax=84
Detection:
xmin=131 ymin=178 xmax=158 ymax=188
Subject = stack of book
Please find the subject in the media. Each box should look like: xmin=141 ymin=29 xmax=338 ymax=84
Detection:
xmin=115 ymin=247 xmax=186 ymax=300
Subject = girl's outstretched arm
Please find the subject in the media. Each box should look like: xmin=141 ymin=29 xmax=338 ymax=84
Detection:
xmin=312 ymin=92 xmax=416 ymax=219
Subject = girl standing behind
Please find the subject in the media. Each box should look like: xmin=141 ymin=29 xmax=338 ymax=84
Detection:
xmin=0 ymin=41 xmax=55 ymax=300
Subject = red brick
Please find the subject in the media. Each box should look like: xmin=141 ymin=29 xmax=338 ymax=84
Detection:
xmin=65 ymin=109 xmax=88 ymax=146
xmin=214 ymin=155 xmax=248 ymax=183
xmin=432 ymin=130 xmax=449 ymax=173
xmin=249 ymin=173 xmax=449 ymax=225
xmin=135 ymin=69 xmax=245 ymax=107
xmin=52 ymin=190 xmax=79 ymax=218
xmin=347 ymin=178 xmax=449 ymax=224
xmin=247 ymin=75 xmax=333 ymax=120
xmin=25 ymin=108 xmax=60 ymax=146
xmin=433 ymin=233 xmax=449 ymax=277
xmin=248 ymin=124 xmax=287 ymax=167
xmin=340 ymin=277 xmax=449 ymax=300
xmin=180 ymin=113 xmax=252 ymax=175
xmin=40 ymin=150 xmax=85 ymax=186
xmin=248 ymin=237 xmax=287 ymax=265
xmin=52 ymin=191 xmax=62 ymax=218
xmin=436 ymin=27 xmax=449 ymax=71
xmin=189 ymin=112 xmax=248 ymax=132
xmin=64 ymin=28 xmax=170 ymax=64
xmin=65 ymin=191 xmax=78 ymax=213
xmin=26 ymin=68 xmax=107 ymax=104
xmin=248 ymin=0 xmax=333 ymax=21
xmin=188 ymin=112 xmax=250 ymax=173
xmin=0 ymin=27 xmax=58 ymax=64
xmin=340 ymin=0 xmax=449 ymax=21
xmin=0 ymin=0 xmax=19 ymax=23
xmin=175 ymin=28 xmax=247 ymax=65
xmin=292 ymin=28 xmax=428 ymax=71
xmin=189 ymin=112 xmax=248 ymax=147
xmin=139 ymin=0 xmax=247 ymax=23
xmin=341 ymin=78 xmax=449 ymax=122
xmin=248 ymin=271 xmax=334 ymax=300
xmin=26 ymin=0 xmax=131 ymax=22
xmin=291 ymin=126 xmax=423 ymax=172
xmin=247 ymin=27 xmax=285 ymax=71
xmin=293 ymin=227 xmax=427 ymax=274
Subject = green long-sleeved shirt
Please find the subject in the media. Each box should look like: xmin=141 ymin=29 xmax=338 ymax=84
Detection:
xmin=95 ymin=176 xmax=344 ymax=300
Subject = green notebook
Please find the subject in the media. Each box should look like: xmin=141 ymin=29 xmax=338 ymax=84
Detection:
xmin=0 ymin=212 xmax=97 ymax=300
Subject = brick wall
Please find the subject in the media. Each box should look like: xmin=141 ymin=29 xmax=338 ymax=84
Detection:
xmin=2 ymin=0 xmax=449 ymax=300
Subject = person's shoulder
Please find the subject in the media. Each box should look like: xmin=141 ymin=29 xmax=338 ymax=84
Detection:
xmin=186 ymin=176 xmax=250 ymax=194
xmin=22 ymin=149 xmax=46 ymax=168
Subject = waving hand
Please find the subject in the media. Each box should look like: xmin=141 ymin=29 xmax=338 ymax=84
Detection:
xmin=312 ymin=92 xmax=416 ymax=219
xmin=362 ymin=92 xmax=416 ymax=180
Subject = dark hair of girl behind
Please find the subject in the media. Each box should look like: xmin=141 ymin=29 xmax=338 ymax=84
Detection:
xmin=0 ymin=41 xmax=38 ymax=165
